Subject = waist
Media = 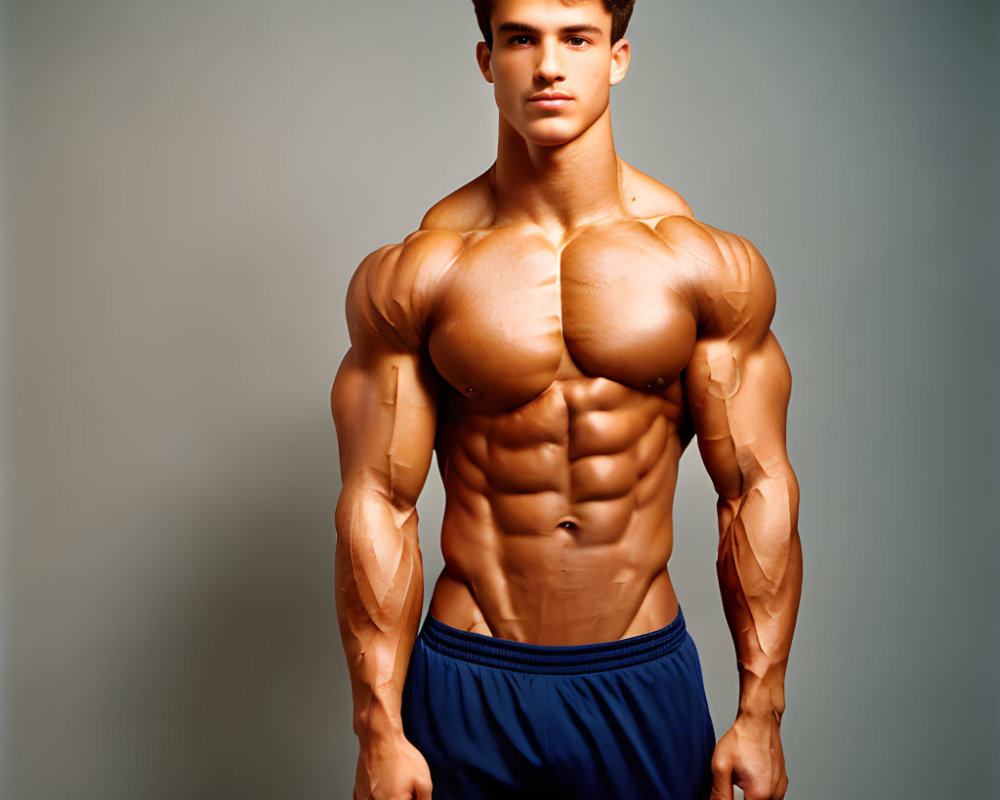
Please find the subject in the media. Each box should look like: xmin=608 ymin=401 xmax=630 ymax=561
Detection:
xmin=418 ymin=607 xmax=688 ymax=675
xmin=428 ymin=564 xmax=680 ymax=645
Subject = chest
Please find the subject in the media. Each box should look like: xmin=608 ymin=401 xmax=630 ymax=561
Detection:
xmin=427 ymin=222 xmax=700 ymax=407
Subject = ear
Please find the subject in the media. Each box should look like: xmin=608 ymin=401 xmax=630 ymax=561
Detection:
xmin=609 ymin=38 xmax=631 ymax=86
xmin=476 ymin=41 xmax=494 ymax=83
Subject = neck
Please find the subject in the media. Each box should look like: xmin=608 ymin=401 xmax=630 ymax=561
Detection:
xmin=489 ymin=108 xmax=626 ymax=235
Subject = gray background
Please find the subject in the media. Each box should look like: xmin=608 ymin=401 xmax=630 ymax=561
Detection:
xmin=2 ymin=0 xmax=997 ymax=798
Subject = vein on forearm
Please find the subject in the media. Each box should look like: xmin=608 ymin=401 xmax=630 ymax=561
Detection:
xmin=335 ymin=489 xmax=424 ymax=729
xmin=717 ymin=467 xmax=801 ymax=713
xmin=340 ymin=490 xmax=419 ymax=631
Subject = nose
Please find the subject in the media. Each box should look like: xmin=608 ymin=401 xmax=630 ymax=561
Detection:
xmin=534 ymin=39 xmax=565 ymax=84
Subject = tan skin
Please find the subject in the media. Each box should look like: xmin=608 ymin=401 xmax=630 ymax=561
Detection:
xmin=332 ymin=2 xmax=802 ymax=799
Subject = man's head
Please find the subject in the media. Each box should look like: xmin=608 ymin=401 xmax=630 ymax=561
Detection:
xmin=472 ymin=0 xmax=635 ymax=49
xmin=474 ymin=0 xmax=633 ymax=147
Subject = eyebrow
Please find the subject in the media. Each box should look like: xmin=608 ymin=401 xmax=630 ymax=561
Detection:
xmin=496 ymin=22 xmax=605 ymax=38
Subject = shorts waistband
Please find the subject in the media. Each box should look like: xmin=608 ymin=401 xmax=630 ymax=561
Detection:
xmin=419 ymin=608 xmax=688 ymax=675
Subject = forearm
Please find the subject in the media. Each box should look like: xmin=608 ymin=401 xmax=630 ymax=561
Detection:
xmin=716 ymin=467 xmax=802 ymax=721
xmin=335 ymin=488 xmax=424 ymax=743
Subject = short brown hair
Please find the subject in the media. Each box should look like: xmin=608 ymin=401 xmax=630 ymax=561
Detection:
xmin=471 ymin=0 xmax=636 ymax=49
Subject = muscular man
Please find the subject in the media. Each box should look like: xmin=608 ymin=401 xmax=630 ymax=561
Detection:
xmin=332 ymin=1 xmax=802 ymax=798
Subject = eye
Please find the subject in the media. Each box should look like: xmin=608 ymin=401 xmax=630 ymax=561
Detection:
xmin=567 ymin=36 xmax=588 ymax=47
xmin=509 ymin=34 xmax=533 ymax=46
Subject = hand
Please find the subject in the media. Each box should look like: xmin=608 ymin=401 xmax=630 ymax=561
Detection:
xmin=709 ymin=712 xmax=788 ymax=800
xmin=353 ymin=732 xmax=433 ymax=800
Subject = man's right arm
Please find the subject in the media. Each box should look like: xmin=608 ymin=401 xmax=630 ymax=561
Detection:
xmin=331 ymin=242 xmax=446 ymax=800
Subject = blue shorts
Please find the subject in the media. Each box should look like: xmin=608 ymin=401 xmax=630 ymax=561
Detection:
xmin=401 ymin=608 xmax=716 ymax=800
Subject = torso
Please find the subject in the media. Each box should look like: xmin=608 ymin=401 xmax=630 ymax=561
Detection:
xmin=400 ymin=162 xmax=731 ymax=644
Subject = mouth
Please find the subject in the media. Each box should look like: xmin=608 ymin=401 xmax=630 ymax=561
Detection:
xmin=528 ymin=92 xmax=573 ymax=110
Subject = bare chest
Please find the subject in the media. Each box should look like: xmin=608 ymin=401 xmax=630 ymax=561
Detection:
xmin=428 ymin=221 xmax=701 ymax=409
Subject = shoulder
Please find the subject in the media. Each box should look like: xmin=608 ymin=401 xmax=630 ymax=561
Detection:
xmin=346 ymin=168 xmax=495 ymax=352
xmin=619 ymin=160 xmax=693 ymax=221
xmin=655 ymin=215 xmax=775 ymax=344
xmin=346 ymin=228 xmax=464 ymax=353
xmin=419 ymin=169 xmax=496 ymax=233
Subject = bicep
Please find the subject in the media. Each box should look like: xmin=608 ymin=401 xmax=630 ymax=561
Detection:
xmin=332 ymin=344 xmax=438 ymax=510
xmin=684 ymin=330 xmax=792 ymax=499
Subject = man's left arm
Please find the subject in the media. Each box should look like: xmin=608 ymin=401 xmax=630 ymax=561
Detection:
xmin=683 ymin=231 xmax=803 ymax=800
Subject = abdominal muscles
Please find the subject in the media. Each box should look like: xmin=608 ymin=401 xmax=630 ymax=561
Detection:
xmin=429 ymin=376 xmax=687 ymax=644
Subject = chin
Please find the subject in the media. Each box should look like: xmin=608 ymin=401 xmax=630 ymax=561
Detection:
xmin=521 ymin=119 xmax=583 ymax=148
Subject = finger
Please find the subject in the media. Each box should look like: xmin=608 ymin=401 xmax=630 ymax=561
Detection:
xmin=709 ymin=762 xmax=734 ymax=800
xmin=413 ymin=778 xmax=433 ymax=800
xmin=734 ymin=778 xmax=763 ymax=800
xmin=736 ymin=778 xmax=774 ymax=800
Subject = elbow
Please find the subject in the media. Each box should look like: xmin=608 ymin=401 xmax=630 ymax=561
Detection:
xmin=747 ymin=458 xmax=798 ymax=511
xmin=718 ymin=464 xmax=799 ymax=543
xmin=770 ymin=463 xmax=800 ymax=534
xmin=750 ymin=464 xmax=799 ymax=534
xmin=333 ymin=493 xmax=354 ymax=540
xmin=334 ymin=481 xmax=367 ymax=537
xmin=334 ymin=480 xmax=419 ymax=544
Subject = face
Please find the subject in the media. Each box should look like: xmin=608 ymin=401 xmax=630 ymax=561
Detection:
xmin=476 ymin=0 xmax=630 ymax=147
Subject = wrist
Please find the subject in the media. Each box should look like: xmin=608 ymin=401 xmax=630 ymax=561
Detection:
xmin=356 ymin=722 xmax=408 ymax=750
xmin=736 ymin=661 xmax=786 ymax=722
xmin=353 ymin=693 xmax=406 ymax=744
xmin=736 ymin=705 xmax=784 ymax=726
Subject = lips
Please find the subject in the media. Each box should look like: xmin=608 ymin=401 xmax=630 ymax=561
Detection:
xmin=528 ymin=92 xmax=573 ymax=109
